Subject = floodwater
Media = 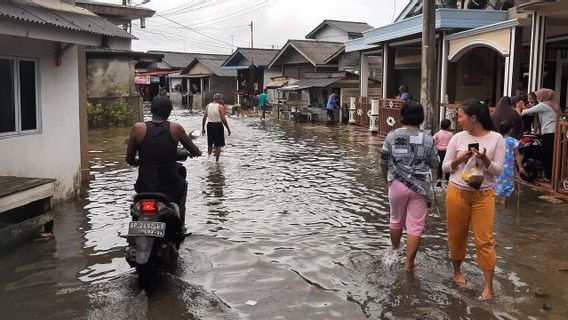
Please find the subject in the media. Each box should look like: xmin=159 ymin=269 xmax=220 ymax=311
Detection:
xmin=1 ymin=110 xmax=567 ymax=320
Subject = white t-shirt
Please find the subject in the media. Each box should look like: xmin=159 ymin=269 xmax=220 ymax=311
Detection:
xmin=206 ymin=103 xmax=222 ymax=123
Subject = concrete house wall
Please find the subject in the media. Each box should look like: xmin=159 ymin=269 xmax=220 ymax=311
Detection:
xmin=87 ymin=57 xmax=135 ymax=98
xmin=0 ymin=35 xmax=81 ymax=199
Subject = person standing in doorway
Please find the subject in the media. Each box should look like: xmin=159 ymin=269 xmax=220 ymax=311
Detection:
xmin=326 ymin=90 xmax=338 ymax=122
xmin=259 ymin=88 xmax=269 ymax=120
xmin=202 ymin=93 xmax=231 ymax=162
xmin=443 ymin=99 xmax=505 ymax=301
xmin=380 ymin=101 xmax=439 ymax=271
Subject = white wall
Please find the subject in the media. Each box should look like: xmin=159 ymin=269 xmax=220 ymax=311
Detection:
xmin=312 ymin=27 xmax=349 ymax=42
xmin=263 ymin=68 xmax=282 ymax=103
xmin=0 ymin=34 xmax=81 ymax=200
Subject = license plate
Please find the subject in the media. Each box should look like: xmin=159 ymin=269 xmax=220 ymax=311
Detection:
xmin=128 ymin=221 xmax=166 ymax=237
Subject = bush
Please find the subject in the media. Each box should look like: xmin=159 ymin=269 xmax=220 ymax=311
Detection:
xmin=87 ymin=99 xmax=138 ymax=128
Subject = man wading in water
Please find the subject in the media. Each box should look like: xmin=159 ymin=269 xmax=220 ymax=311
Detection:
xmin=202 ymin=93 xmax=231 ymax=162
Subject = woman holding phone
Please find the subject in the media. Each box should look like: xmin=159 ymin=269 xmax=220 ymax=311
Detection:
xmin=442 ymin=99 xmax=505 ymax=301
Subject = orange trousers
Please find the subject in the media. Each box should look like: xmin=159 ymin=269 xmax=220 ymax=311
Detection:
xmin=445 ymin=183 xmax=496 ymax=269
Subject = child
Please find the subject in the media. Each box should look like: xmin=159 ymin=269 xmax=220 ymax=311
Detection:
xmin=432 ymin=119 xmax=453 ymax=187
xmin=494 ymin=120 xmax=525 ymax=204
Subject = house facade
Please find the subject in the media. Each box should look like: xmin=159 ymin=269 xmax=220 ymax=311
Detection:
xmin=178 ymin=55 xmax=236 ymax=108
xmin=0 ymin=0 xmax=133 ymax=199
xmin=221 ymin=48 xmax=280 ymax=106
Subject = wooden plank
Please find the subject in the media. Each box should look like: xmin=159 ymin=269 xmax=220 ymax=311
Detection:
xmin=0 ymin=176 xmax=56 ymax=198
xmin=0 ymin=211 xmax=54 ymax=249
xmin=0 ymin=182 xmax=55 ymax=214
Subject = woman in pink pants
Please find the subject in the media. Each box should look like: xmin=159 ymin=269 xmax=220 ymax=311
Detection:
xmin=380 ymin=101 xmax=439 ymax=271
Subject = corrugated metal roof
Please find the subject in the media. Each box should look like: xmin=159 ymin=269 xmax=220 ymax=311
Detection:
xmin=269 ymin=40 xmax=344 ymax=68
xmin=0 ymin=0 xmax=134 ymax=39
xmin=180 ymin=55 xmax=236 ymax=77
xmin=306 ymin=19 xmax=373 ymax=39
xmin=266 ymin=79 xmax=288 ymax=88
xmin=279 ymin=77 xmax=341 ymax=91
xmin=148 ymin=51 xmax=228 ymax=69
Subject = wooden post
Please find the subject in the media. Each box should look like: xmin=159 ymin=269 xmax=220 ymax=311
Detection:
xmin=421 ymin=0 xmax=437 ymax=132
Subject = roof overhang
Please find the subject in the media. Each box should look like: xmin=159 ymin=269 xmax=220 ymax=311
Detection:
xmin=86 ymin=48 xmax=162 ymax=60
xmin=76 ymin=1 xmax=155 ymax=25
xmin=345 ymin=37 xmax=381 ymax=53
xmin=363 ymin=8 xmax=509 ymax=46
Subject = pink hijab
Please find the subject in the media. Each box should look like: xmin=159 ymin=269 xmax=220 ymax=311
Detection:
xmin=535 ymin=88 xmax=561 ymax=113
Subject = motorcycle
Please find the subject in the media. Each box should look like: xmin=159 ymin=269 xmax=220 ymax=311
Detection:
xmin=124 ymin=130 xmax=201 ymax=287
xmin=518 ymin=133 xmax=544 ymax=182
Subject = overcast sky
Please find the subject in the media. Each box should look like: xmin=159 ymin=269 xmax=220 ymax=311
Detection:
xmin=97 ymin=0 xmax=410 ymax=53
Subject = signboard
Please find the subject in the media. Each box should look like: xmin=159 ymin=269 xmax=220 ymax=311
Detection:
xmin=134 ymin=75 xmax=150 ymax=85
xmin=150 ymin=76 xmax=161 ymax=84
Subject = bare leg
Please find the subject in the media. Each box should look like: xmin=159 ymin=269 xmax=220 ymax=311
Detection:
xmin=480 ymin=268 xmax=494 ymax=299
xmin=452 ymin=259 xmax=467 ymax=287
xmin=404 ymin=234 xmax=421 ymax=271
xmin=208 ymin=145 xmax=212 ymax=157
xmin=214 ymin=147 xmax=221 ymax=162
xmin=389 ymin=228 xmax=402 ymax=249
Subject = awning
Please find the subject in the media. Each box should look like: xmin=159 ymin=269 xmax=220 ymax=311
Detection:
xmin=134 ymin=75 xmax=150 ymax=85
xmin=137 ymin=70 xmax=182 ymax=76
xmin=278 ymin=78 xmax=341 ymax=91
xmin=266 ymin=79 xmax=288 ymax=88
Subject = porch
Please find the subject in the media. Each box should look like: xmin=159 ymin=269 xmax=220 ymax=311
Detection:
xmin=0 ymin=176 xmax=55 ymax=248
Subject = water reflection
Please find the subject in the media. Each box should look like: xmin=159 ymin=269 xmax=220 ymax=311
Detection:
xmin=0 ymin=111 xmax=566 ymax=319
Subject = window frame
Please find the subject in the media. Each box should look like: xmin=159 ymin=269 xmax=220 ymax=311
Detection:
xmin=0 ymin=55 xmax=41 ymax=138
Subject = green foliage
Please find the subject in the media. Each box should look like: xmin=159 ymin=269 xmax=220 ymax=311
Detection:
xmin=87 ymin=99 xmax=138 ymax=128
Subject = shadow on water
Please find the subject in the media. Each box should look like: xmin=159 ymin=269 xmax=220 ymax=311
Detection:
xmin=0 ymin=110 xmax=566 ymax=319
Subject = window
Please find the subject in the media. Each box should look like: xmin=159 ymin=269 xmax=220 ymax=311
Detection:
xmin=0 ymin=56 xmax=40 ymax=136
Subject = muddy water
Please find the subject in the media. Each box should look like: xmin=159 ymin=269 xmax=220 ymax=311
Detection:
xmin=0 ymin=110 xmax=567 ymax=320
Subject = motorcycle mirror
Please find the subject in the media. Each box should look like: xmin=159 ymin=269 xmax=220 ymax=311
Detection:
xmin=189 ymin=129 xmax=202 ymax=140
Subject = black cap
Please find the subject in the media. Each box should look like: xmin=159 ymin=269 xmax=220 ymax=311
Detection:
xmin=151 ymin=96 xmax=173 ymax=118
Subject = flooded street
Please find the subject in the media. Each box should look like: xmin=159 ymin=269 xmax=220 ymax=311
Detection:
xmin=1 ymin=110 xmax=567 ymax=320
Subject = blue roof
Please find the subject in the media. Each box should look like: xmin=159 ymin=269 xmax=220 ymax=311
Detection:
xmin=346 ymin=8 xmax=509 ymax=52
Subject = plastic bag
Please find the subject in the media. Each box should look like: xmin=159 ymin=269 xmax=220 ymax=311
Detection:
xmin=462 ymin=156 xmax=484 ymax=190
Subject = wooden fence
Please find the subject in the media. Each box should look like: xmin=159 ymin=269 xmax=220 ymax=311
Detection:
xmin=354 ymin=97 xmax=370 ymax=127
xmin=552 ymin=114 xmax=568 ymax=196
xmin=378 ymin=99 xmax=403 ymax=136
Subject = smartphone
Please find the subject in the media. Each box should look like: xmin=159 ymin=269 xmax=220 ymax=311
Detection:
xmin=468 ymin=143 xmax=479 ymax=151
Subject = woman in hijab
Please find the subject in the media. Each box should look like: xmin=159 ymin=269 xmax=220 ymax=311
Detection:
xmin=521 ymin=88 xmax=560 ymax=181
xmin=490 ymin=96 xmax=523 ymax=139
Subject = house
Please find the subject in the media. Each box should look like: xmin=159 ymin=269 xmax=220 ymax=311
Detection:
xmin=138 ymin=51 xmax=229 ymax=107
xmin=0 ymin=0 xmax=134 ymax=200
xmin=346 ymin=0 xmax=568 ymax=196
xmin=306 ymin=19 xmax=381 ymax=98
xmin=75 ymin=1 xmax=157 ymax=119
xmin=179 ymin=54 xmax=237 ymax=108
xmin=268 ymin=39 xmax=380 ymax=118
xmin=305 ymin=19 xmax=373 ymax=42
xmin=221 ymin=48 xmax=280 ymax=107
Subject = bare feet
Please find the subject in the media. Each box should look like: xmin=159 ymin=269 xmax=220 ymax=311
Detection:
xmin=478 ymin=287 xmax=492 ymax=301
xmin=404 ymin=262 xmax=415 ymax=272
xmin=40 ymin=232 xmax=54 ymax=239
xmin=453 ymin=272 xmax=467 ymax=287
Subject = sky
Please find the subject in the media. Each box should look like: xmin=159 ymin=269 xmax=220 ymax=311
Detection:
xmin=97 ymin=0 xmax=411 ymax=54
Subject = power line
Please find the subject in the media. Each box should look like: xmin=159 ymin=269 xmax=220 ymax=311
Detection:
xmin=154 ymin=13 xmax=235 ymax=48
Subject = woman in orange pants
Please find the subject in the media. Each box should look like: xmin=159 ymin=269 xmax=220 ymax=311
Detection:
xmin=442 ymin=99 xmax=505 ymax=300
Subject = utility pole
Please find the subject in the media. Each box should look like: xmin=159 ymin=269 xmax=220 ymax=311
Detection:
xmin=420 ymin=0 xmax=437 ymax=132
xmin=250 ymin=21 xmax=254 ymax=48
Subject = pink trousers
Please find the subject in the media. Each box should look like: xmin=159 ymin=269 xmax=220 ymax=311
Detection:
xmin=388 ymin=180 xmax=428 ymax=236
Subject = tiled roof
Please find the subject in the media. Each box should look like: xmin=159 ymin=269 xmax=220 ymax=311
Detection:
xmin=0 ymin=0 xmax=134 ymax=39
